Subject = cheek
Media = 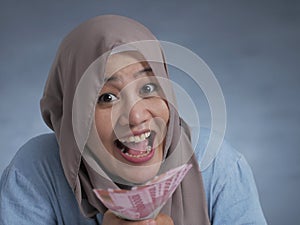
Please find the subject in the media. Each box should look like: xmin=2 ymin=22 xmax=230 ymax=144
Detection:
xmin=152 ymin=98 xmax=170 ymax=123
xmin=162 ymin=101 xmax=170 ymax=122
xmin=146 ymin=98 xmax=170 ymax=130
xmin=95 ymin=108 xmax=113 ymax=143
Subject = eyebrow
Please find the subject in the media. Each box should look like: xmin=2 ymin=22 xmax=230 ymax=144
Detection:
xmin=104 ymin=67 xmax=153 ymax=83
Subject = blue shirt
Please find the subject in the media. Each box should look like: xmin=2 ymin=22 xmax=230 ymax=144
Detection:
xmin=0 ymin=133 xmax=267 ymax=224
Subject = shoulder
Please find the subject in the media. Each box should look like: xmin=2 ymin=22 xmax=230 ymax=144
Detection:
xmin=194 ymin=128 xmax=243 ymax=175
xmin=196 ymin=130 xmax=267 ymax=224
xmin=0 ymin=134 xmax=60 ymax=224
xmin=3 ymin=133 xmax=63 ymax=189
xmin=200 ymin=138 xmax=252 ymax=195
xmin=197 ymin=129 xmax=250 ymax=192
xmin=12 ymin=133 xmax=59 ymax=162
xmin=0 ymin=134 xmax=104 ymax=225
xmin=206 ymin=139 xmax=244 ymax=175
xmin=9 ymin=133 xmax=59 ymax=171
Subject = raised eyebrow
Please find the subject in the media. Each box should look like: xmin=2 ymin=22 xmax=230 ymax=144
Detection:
xmin=104 ymin=75 xmax=119 ymax=83
xmin=104 ymin=67 xmax=153 ymax=83
xmin=134 ymin=67 xmax=153 ymax=76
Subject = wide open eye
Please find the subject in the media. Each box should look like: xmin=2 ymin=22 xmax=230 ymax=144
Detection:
xmin=97 ymin=93 xmax=118 ymax=103
xmin=140 ymin=83 xmax=157 ymax=95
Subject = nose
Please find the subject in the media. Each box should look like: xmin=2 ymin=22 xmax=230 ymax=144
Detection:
xmin=119 ymin=99 xmax=151 ymax=128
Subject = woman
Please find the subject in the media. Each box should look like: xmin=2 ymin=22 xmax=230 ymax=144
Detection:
xmin=0 ymin=15 xmax=267 ymax=224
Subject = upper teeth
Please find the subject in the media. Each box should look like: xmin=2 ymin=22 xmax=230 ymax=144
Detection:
xmin=119 ymin=131 xmax=151 ymax=143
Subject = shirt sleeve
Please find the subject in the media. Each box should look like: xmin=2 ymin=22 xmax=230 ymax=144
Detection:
xmin=0 ymin=165 xmax=57 ymax=225
xmin=211 ymin=155 xmax=267 ymax=225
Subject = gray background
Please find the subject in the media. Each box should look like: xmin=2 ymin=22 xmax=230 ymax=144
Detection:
xmin=0 ymin=0 xmax=299 ymax=224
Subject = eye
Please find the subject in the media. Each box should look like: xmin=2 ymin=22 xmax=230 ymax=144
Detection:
xmin=140 ymin=83 xmax=157 ymax=95
xmin=97 ymin=93 xmax=118 ymax=103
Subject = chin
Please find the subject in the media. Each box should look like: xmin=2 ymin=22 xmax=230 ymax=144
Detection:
xmin=118 ymin=163 xmax=161 ymax=185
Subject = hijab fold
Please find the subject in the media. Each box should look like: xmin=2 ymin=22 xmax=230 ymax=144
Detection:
xmin=40 ymin=14 xmax=210 ymax=224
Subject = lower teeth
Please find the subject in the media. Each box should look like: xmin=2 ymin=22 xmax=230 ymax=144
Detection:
xmin=146 ymin=146 xmax=151 ymax=153
xmin=124 ymin=146 xmax=152 ymax=158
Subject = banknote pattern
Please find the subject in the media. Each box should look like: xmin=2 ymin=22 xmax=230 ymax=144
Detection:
xmin=93 ymin=163 xmax=192 ymax=220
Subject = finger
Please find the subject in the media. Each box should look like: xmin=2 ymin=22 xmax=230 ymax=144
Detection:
xmin=102 ymin=210 xmax=123 ymax=225
xmin=103 ymin=210 xmax=156 ymax=225
xmin=124 ymin=219 xmax=156 ymax=225
xmin=155 ymin=213 xmax=174 ymax=225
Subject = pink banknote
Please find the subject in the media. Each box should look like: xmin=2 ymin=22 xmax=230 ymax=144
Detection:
xmin=93 ymin=163 xmax=192 ymax=221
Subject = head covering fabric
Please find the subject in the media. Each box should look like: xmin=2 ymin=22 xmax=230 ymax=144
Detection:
xmin=40 ymin=15 xmax=210 ymax=224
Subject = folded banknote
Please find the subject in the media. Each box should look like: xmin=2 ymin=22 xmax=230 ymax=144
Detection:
xmin=93 ymin=163 xmax=192 ymax=221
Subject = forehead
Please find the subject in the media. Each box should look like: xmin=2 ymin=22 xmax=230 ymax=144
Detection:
xmin=105 ymin=51 xmax=149 ymax=78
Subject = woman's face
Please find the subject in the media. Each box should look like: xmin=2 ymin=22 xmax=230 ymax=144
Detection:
xmin=94 ymin=52 xmax=170 ymax=184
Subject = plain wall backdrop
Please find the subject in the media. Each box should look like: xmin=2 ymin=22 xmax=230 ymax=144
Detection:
xmin=0 ymin=0 xmax=299 ymax=224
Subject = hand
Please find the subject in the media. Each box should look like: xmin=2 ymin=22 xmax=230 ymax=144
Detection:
xmin=102 ymin=211 xmax=174 ymax=225
xmin=155 ymin=213 xmax=174 ymax=225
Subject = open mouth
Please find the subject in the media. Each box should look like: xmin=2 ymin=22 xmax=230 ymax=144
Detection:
xmin=114 ymin=131 xmax=156 ymax=163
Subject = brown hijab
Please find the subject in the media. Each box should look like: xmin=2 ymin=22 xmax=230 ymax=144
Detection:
xmin=40 ymin=15 xmax=210 ymax=224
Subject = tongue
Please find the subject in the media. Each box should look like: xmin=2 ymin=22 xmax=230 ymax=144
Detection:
xmin=125 ymin=139 xmax=149 ymax=155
